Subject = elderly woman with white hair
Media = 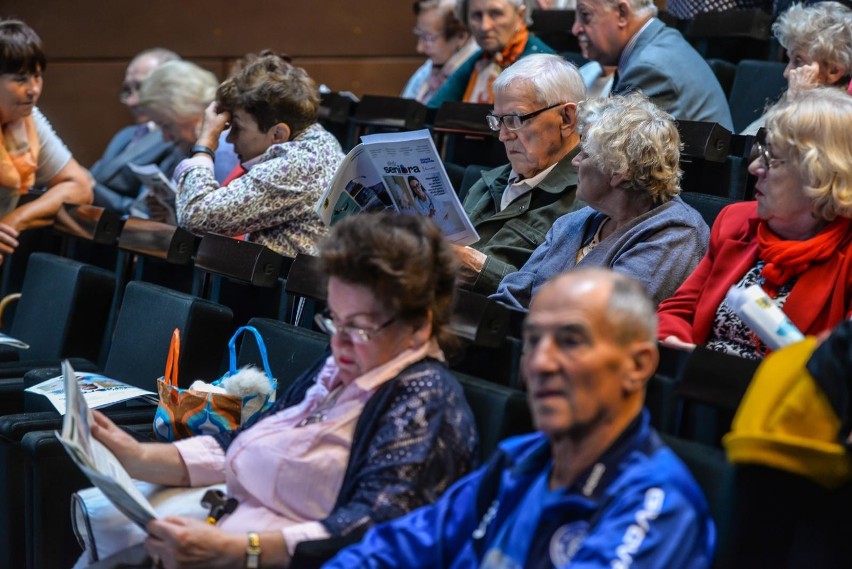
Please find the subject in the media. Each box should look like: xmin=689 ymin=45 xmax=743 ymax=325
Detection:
xmin=742 ymin=1 xmax=852 ymax=134
xmin=660 ymin=88 xmax=852 ymax=359
xmin=427 ymin=0 xmax=556 ymax=107
xmin=492 ymin=93 xmax=710 ymax=309
xmin=138 ymin=60 xmax=238 ymax=186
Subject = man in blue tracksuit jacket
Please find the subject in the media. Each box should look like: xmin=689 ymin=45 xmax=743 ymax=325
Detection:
xmin=324 ymin=269 xmax=716 ymax=568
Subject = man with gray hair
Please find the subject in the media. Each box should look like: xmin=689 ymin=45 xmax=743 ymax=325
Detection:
xmin=455 ymin=53 xmax=585 ymax=295
xmin=572 ymin=0 xmax=733 ymax=130
xmin=324 ymin=268 xmax=715 ymax=568
xmin=90 ymin=47 xmax=185 ymax=214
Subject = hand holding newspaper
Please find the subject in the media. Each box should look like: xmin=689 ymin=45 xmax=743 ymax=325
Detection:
xmin=56 ymin=360 xmax=157 ymax=528
xmin=128 ymin=163 xmax=178 ymax=225
xmin=315 ymin=129 xmax=479 ymax=245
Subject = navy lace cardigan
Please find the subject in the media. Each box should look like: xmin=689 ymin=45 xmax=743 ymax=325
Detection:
xmin=212 ymin=353 xmax=479 ymax=537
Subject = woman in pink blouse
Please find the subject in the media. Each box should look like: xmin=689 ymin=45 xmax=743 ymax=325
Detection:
xmin=88 ymin=213 xmax=478 ymax=568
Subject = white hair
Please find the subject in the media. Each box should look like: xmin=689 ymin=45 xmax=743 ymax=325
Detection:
xmin=492 ymin=54 xmax=586 ymax=105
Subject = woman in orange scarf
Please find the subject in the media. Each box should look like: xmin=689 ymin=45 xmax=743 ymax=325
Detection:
xmin=0 ymin=19 xmax=91 ymax=264
xmin=426 ymin=0 xmax=556 ymax=108
xmin=658 ymin=88 xmax=852 ymax=360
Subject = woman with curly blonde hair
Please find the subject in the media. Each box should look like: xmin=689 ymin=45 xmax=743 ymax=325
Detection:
xmin=660 ymin=88 xmax=852 ymax=359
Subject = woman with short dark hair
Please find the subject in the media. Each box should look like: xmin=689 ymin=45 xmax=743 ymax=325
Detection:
xmin=174 ymin=52 xmax=344 ymax=257
xmin=0 ymin=19 xmax=92 ymax=263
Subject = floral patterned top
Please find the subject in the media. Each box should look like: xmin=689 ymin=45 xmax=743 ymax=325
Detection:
xmin=174 ymin=123 xmax=344 ymax=257
xmin=704 ymin=260 xmax=795 ymax=360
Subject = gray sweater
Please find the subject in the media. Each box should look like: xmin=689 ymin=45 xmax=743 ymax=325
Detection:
xmin=491 ymin=196 xmax=710 ymax=309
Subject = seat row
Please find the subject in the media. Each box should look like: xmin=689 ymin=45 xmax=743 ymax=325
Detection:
xmin=4 ymin=200 xmax=829 ymax=568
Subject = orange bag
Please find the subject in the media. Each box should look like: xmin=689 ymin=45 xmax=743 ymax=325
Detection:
xmin=153 ymin=327 xmax=275 ymax=441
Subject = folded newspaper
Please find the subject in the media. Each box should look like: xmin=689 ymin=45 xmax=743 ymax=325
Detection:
xmin=56 ymin=360 xmax=157 ymax=528
xmin=0 ymin=331 xmax=28 ymax=349
xmin=26 ymin=370 xmax=157 ymax=415
xmin=128 ymin=162 xmax=178 ymax=225
xmin=315 ymin=129 xmax=479 ymax=245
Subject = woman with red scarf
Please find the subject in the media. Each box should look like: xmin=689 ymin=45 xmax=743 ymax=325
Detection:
xmin=658 ymin=88 xmax=852 ymax=360
xmin=0 ymin=20 xmax=92 ymax=264
xmin=426 ymin=0 xmax=555 ymax=108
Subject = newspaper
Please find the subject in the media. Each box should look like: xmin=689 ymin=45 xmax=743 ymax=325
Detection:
xmin=0 ymin=331 xmax=28 ymax=349
xmin=55 ymin=360 xmax=157 ymax=528
xmin=128 ymin=162 xmax=177 ymax=225
xmin=26 ymin=370 xmax=157 ymax=415
xmin=316 ymin=129 xmax=479 ymax=245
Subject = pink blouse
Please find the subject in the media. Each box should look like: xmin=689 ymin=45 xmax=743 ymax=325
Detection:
xmin=173 ymin=340 xmax=443 ymax=552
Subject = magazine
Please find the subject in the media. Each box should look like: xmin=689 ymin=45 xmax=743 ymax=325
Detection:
xmin=26 ymin=370 xmax=158 ymax=415
xmin=55 ymin=360 xmax=158 ymax=528
xmin=127 ymin=162 xmax=177 ymax=225
xmin=316 ymin=129 xmax=479 ymax=245
xmin=0 ymin=331 xmax=28 ymax=349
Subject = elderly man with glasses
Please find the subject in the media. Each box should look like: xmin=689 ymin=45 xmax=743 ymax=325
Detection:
xmin=454 ymin=53 xmax=585 ymax=295
xmin=89 ymin=48 xmax=186 ymax=215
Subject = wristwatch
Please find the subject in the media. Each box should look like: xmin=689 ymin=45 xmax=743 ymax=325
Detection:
xmin=246 ymin=531 xmax=261 ymax=569
xmin=191 ymin=144 xmax=216 ymax=160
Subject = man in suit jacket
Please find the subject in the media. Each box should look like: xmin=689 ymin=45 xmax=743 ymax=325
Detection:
xmin=454 ymin=54 xmax=585 ymax=295
xmin=90 ymin=48 xmax=184 ymax=214
xmin=572 ymin=0 xmax=733 ymax=131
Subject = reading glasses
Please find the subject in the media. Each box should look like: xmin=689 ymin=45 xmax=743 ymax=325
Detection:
xmin=486 ymin=102 xmax=564 ymax=132
xmin=314 ymin=309 xmax=397 ymax=344
xmin=751 ymin=140 xmax=787 ymax=170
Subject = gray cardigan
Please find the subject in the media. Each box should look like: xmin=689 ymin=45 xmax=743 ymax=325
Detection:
xmin=491 ymin=196 xmax=710 ymax=309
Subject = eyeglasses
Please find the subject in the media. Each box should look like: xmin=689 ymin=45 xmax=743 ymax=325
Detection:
xmin=751 ymin=139 xmax=786 ymax=170
xmin=413 ymin=29 xmax=442 ymax=43
xmin=486 ymin=102 xmax=564 ymax=132
xmin=314 ymin=309 xmax=396 ymax=344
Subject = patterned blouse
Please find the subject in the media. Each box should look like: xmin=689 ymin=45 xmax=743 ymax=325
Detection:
xmin=704 ymin=260 xmax=795 ymax=359
xmin=174 ymin=123 xmax=344 ymax=257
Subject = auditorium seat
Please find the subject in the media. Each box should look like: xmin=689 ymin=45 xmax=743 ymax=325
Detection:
xmin=0 ymin=253 xmax=114 ymax=415
xmin=661 ymin=434 xmax=735 ymax=568
xmin=0 ymin=282 xmax=233 ymax=568
xmin=728 ymin=59 xmax=787 ymax=133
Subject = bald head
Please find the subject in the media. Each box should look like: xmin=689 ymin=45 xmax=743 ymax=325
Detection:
xmin=533 ymin=268 xmax=657 ymax=346
xmin=123 ymin=48 xmax=180 ymax=122
xmin=522 ymin=268 xmax=658 ymax=441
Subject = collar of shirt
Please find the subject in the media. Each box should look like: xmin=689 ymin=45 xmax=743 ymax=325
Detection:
xmin=501 ymin=162 xmax=558 ymax=211
xmin=617 ymin=17 xmax=656 ymax=74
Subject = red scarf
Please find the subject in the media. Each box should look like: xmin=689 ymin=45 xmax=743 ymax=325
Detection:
xmin=757 ymin=216 xmax=852 ymax=296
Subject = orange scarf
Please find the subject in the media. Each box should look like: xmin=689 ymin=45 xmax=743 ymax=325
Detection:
xmin=757 ymin=216 xmax=852 ymax=297
xmin=0 ymin=115 xmax=40 ymax=195
xmin=463 ymin=25 xmax=530 ymax=104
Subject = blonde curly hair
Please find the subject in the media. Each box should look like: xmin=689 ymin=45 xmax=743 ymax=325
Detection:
xmin=138 ymin=60 xmax=218 ymax=122
xmin=766 ymin=88 xmax=852 ymax=221
xmin=576 ymin=93 xmax=682 ymax=203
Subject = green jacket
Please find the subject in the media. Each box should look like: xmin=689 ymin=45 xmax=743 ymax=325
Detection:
xmin=462 ymin=148 xmax=582 ymax=295
xmin=427 ymin=35 xmax=556 ymax=109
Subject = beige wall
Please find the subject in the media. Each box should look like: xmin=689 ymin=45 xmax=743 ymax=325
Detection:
xmin=2 ymin=1 xmax=423 ymax=164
